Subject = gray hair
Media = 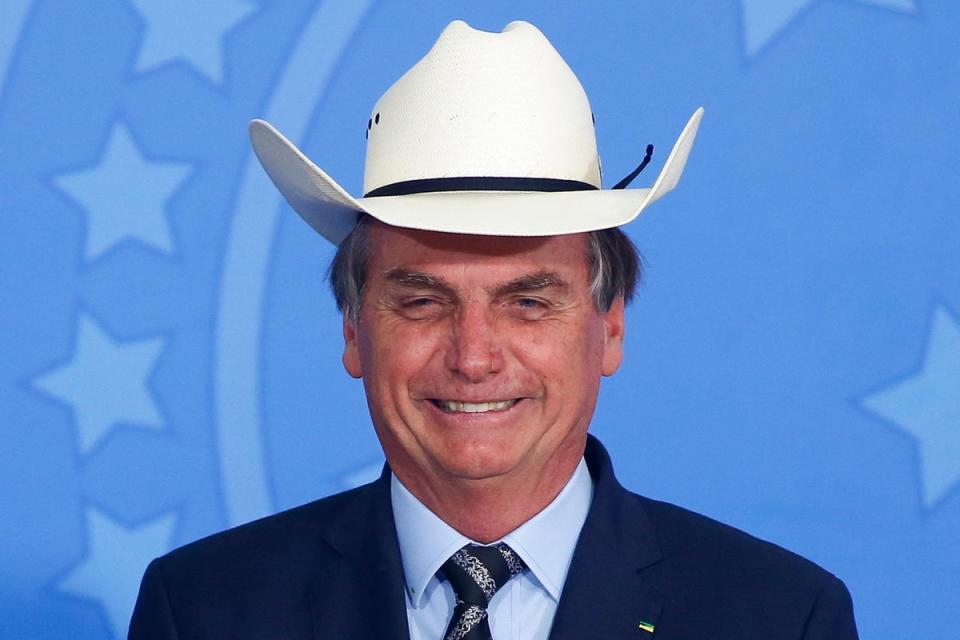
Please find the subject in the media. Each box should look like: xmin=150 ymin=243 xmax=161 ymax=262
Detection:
xmin=329 ymin=215 xmax=641 ymax=318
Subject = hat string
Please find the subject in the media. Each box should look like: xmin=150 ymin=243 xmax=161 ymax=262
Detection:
xmin=611 ymin=144 xmax=655 ymax=190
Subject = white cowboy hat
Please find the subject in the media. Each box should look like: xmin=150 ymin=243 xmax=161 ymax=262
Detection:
xmin=250 ymin=20 xmax=703 ymax=245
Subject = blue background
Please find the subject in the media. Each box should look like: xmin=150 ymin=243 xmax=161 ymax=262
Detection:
xmin=2 ymin=1 xmax=958 ymax=638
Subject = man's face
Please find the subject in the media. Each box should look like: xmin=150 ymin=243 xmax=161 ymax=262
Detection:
xmin=342 ymin=222 xmax=625 ymax=493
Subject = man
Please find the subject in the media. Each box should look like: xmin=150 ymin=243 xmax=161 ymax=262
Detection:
xmin=129 ymin=20 xmax=858 ymax=639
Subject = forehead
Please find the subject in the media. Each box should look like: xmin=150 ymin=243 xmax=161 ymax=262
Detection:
xmin=366 ymin=222 xmax=592 ymax=283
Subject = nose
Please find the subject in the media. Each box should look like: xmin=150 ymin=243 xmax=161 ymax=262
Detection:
xmin=445 ymin=302 xmax=503 ymax=382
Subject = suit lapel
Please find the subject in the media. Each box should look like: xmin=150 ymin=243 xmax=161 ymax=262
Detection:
xmin=308 ymin=469 xmax=411 ymax=640
xmin=549 ymin=436 xmax=664 ymax=640
xmin=303 ymin=438 xmax=662 ymax=639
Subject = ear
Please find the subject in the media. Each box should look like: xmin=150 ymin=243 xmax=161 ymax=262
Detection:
xmin=342 ymin=313 xmax=363 ymax=379
xmin=600 ymin=297 xmax=625 ymax=377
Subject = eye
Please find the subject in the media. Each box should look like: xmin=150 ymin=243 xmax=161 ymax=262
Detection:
xmin=507 ymin=296 xmax=550 ymax=320
xmin=516 ymin=297 xmax=544 ymax=308
xmin=405 ymin=297 xmax=435 ymax=307
xmin=397 ymin=296 xmax=446 ymax=320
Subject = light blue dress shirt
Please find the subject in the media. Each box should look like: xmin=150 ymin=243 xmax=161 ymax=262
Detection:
xmin=391 ymin=459 xmax=593 ymax=640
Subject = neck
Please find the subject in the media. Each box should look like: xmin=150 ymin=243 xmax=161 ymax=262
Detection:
xmin=392 ymin=443 xmax=585 ymax=543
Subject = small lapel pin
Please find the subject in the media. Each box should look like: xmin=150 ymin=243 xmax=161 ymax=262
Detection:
xmin=638 ymin=620 xmax=656 ymax=633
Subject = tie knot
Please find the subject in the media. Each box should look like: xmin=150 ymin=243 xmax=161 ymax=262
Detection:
xmin=441 ymin=543 xmax=526 ymax=606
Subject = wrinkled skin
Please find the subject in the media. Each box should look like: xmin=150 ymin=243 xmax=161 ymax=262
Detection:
xmin=343 ymin=222 xmax=625 ymax=540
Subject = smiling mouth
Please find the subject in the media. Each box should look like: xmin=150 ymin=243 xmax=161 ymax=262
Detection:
xmin=429 ymin=399 xmax=520 ymax=414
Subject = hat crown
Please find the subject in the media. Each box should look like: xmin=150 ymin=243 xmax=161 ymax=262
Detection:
xmin=363 ymin=21 xmax=601 ymax=195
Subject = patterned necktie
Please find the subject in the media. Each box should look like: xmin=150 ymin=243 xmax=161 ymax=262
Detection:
xmin=440 ymin=543 xmax=526 ymax=640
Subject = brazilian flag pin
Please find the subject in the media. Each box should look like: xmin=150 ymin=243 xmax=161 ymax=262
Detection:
xmin=638 ymin=620 xmax=655 ymax=633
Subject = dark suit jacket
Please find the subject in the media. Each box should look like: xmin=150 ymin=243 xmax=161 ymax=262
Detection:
xmin=129 ymin=436 xmax=858 ymax=639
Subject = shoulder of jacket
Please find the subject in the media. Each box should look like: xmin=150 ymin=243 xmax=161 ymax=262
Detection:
xmin=633 ymin=493 xmax=843 ymax=591
xmin=152 ymin=481 xmax=378 ymax=577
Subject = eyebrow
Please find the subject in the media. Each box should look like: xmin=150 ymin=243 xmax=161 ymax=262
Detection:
xmin=490 ymin=271 xmax=569 ymax=297
xmin=382 ymin=268 xmax=569 ymax=298
xmin=383 ymin=268 xmax=457 ymax=298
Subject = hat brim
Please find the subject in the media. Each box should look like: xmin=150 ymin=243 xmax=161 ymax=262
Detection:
xmin=249 ymin=107 xmax=703 ymax=244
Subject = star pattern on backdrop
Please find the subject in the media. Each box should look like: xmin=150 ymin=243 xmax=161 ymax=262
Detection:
xmin=58 ymin=507 xmax=177 ymax=640
xmin=862 ymin=305 xmax=960 ymax=509
xmin=129 ymin=0 xmax=257 ymax=83
xmin=53 ymin=124 xmax=192 ymax=262
xmin=32 ymin=313 xmax=166 ymax=455
xmin=740 ymin=0 xmax=916 ymax=57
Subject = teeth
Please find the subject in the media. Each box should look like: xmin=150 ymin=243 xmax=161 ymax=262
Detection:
xmin=441 ymin=400 xmax=516 ymax=413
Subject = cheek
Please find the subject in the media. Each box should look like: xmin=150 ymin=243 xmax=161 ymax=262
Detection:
xmin=358 ymin=320 xmax=443 ymax=395
xmin=512 ymin=319 xmax=606 ymax=389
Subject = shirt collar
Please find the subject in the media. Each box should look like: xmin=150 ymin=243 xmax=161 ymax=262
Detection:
xmin=391 ymin=458 xmax=593 ymax=607
xmin=391 ymin=476 xmax=470 ymax=608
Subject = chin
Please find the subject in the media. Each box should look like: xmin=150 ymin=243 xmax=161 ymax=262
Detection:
xmin=434 ymin=439 xmax=527 ymax=481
